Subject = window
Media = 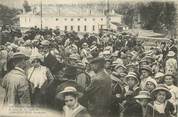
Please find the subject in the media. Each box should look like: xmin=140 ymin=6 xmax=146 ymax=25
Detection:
xmin=56 ymin=18 xmax=58 ymax=21
xmin=71 ymin=26 xmax=73 ymax=30
xmin=84 ymin=18 xmax=87 ymax=21
xmin=78 ymin=18 xmax=80 ymax=21
xmin=84 ymin=25 xmax=87 ymax=31
xmin=65 ymin=26 xmax=67 ymax=31
xmin=64 ymin=18 xmax=67 ymax=21
xmin=71 ymin=18 xmax=73 ymax=21
xmin=100 ymin=25 xmax=103 ymax=29
xmin=92 ymin=18 xmax=95 ymax=21
xmin=93 ymin=25 xmax=95 ymax=31
xmin=78 ymin=26 xmax=80 ymax=31
xmin=101 ymin=18 xmax=103 ymax=21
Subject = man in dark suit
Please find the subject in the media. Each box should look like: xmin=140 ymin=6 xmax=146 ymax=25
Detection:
xmin=40 ymin=40 xmax=62 ymax=75
xmin=83 ymin=57 xmax=112 ymax=117
xmin=40 ymin=40 xmax=64 ymax=109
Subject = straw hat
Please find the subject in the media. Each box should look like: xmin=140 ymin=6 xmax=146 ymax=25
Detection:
xmin=40 ymin=40 xmax=50 ymax=46
xmin=164 ymin=73 xmax=175 ymax=79
xmin=110 ymin=72 xmax=122 ymax=82
xmin=135 ymin=91 xmax=151 ymax=99
xmin=30 ymin=52 xmax=44 ymax=62
xmin=167 ymin=51 xmax=175 ymax=57
xmin=59 ymin=86 xmax=83 ymax=97
xmin=115 ymin=64 xmax=127 ymax=70
xmin=10 ymin=51 xmax=29 ymax=61
xmin=154 ymin=72 xmax=165 ymax=79
xmin=140 ymin=65 xmax=152 ymax=74
xmin=89 ymin=57 xmax=106 ymax=64
xmin=145 ymin=77 xmax=157 ymax=87
xmin=69 ymin=54 xmax=80 ymax=60
xmin=151 ymin=84 xmax=172 ymax=100
xmin=125 ymin=72 xmax=140 ymax=84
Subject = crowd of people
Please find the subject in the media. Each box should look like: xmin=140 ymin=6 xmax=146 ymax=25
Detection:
xmin=0 ymin=26 xmax=178 ymax=117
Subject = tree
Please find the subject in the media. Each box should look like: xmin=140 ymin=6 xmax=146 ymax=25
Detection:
xmin=0 ymin=4 xmax=20 ymax=25
xmin=23 ymin=0 xmax=31 ymax=13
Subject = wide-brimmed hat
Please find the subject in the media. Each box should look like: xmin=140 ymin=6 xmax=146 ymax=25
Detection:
xmin=135 ymin=91 xmax=151 ymax=99
xmin=102 ymin=50 xmax=111 ymax=55
xmin=82 ymin=43 xmax=88 ymax=48
xmin=140 ymin=65 xmax=152 ymax=74
xmin=30 ymin=52 xmax=44 ymax=63
xmin=40 ymin=40 xmax=50 ymax=46
xmin=163 ymin=73 xmax=176 ymax=83
xmin=115 ymin=64 xmax=127 ymax=70
xmin=125 ymin=72 xmax=140 ymax=84
xmin=164 ymin=73 xmax=175 ymax=79
xmin=75 ymin=62 xmax=85 ymax=69
xmin=151 ymin=84 xmax=172 ymax=100
xmin=110 ymin=72 xmax=122 ymax=82
xmin=145 ymin=77 xmax=157 ymax=87
xmin=89 ymin=57 xmax=106 ymax=64
xmin=69 ymin=54 xmax=80 ymax=60
xmin=10 ymin=52 xmax=29 ymax=61
xmin=59 ymin=86 xmax=83 ymax=97
xmin=154 ymin=72 xmax=165 ymax=79
xmin=139 ymin=58 xmax=149 ymax=65
xmin=143 ymin=55 xmax=155 ymax=63
xmin=167 ymin=51 xmax=175 ymax=57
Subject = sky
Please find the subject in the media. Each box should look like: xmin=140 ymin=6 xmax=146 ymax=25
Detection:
xmin=0 ymin=0 xmax=176 ymax=8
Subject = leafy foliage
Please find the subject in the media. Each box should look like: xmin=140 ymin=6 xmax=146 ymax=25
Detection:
xmin=0 ymin=4 xmax=20 ymax=25
xmin=23 ymin=0 xmax=31 ymax=13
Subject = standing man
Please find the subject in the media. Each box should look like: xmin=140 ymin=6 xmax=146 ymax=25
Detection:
xmin=83 ymin=57 xmax=112 ymax=117
xmin=1 ymin=52 xmax=31 ymax=106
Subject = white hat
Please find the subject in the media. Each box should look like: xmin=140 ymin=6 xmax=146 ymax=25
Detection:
xmin=30 ymin=52 xmax=44 ymax=62
xmin=154 ymin=72 xmax=164 ymax=79
xmin=167 ymin=51 xmax=175 ymax=57
xmin=135 ymin=91 xmax=151 ymax=99
xmin=145 ymin=77 xmax=157 ymax=87
xmin=59 ymin=86 xmax=83 ymax=97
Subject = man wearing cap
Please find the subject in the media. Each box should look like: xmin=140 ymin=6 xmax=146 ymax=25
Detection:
xmin=40 ymin=40 xmax=62 ymax=75
xmin=83 ymin=57 xmax=112 ymax=117
xmin=1 ymin=52 xmax=31 ymax=106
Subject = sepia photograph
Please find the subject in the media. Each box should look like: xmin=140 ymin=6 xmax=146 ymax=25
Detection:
xmin=0 ymin=0 xmax=178 ymax=117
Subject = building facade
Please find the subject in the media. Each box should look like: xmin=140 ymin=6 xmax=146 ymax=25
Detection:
xmin=19 ymin=14 xmax=122 ymax=33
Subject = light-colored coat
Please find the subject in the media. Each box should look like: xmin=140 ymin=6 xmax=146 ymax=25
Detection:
xmin=1 ymin=67 xmax=31 ymax=106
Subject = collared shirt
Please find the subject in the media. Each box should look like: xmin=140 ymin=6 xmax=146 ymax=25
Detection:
xmin=14 ymin=67 xmax=26 ymax=74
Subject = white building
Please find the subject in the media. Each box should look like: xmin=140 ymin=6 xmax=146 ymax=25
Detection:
xmin=19 ymin=6 xmax=123 ymax=33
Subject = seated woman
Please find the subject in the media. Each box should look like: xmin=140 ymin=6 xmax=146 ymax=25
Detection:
xmin=145 ymin=84 xmax=175 ymax=117
xmin=59 ymin=86 xmax=90 ymax=117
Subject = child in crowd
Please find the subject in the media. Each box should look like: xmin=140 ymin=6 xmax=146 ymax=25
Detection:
xmin=59 ymin=87 xmax=90 ymax=117
xmin=163 ymin=74 xmax=178 ymax=113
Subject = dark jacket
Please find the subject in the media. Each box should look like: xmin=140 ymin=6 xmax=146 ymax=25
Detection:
xmin=63 ymin=104 xmax=91 ymax=117
xmin=84 ymin=70 xmax=112 ymax=116
xmin=145 ymin=101 xmax=175 ymax=117
xmin=121 ymin=99 xmax=143 ymax=117
xmin=43 ymin=52 xmax=61 ymax=75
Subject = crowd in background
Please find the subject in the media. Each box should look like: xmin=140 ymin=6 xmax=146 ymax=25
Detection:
xmin=0 ymin=25 xmax=178 ymax=117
